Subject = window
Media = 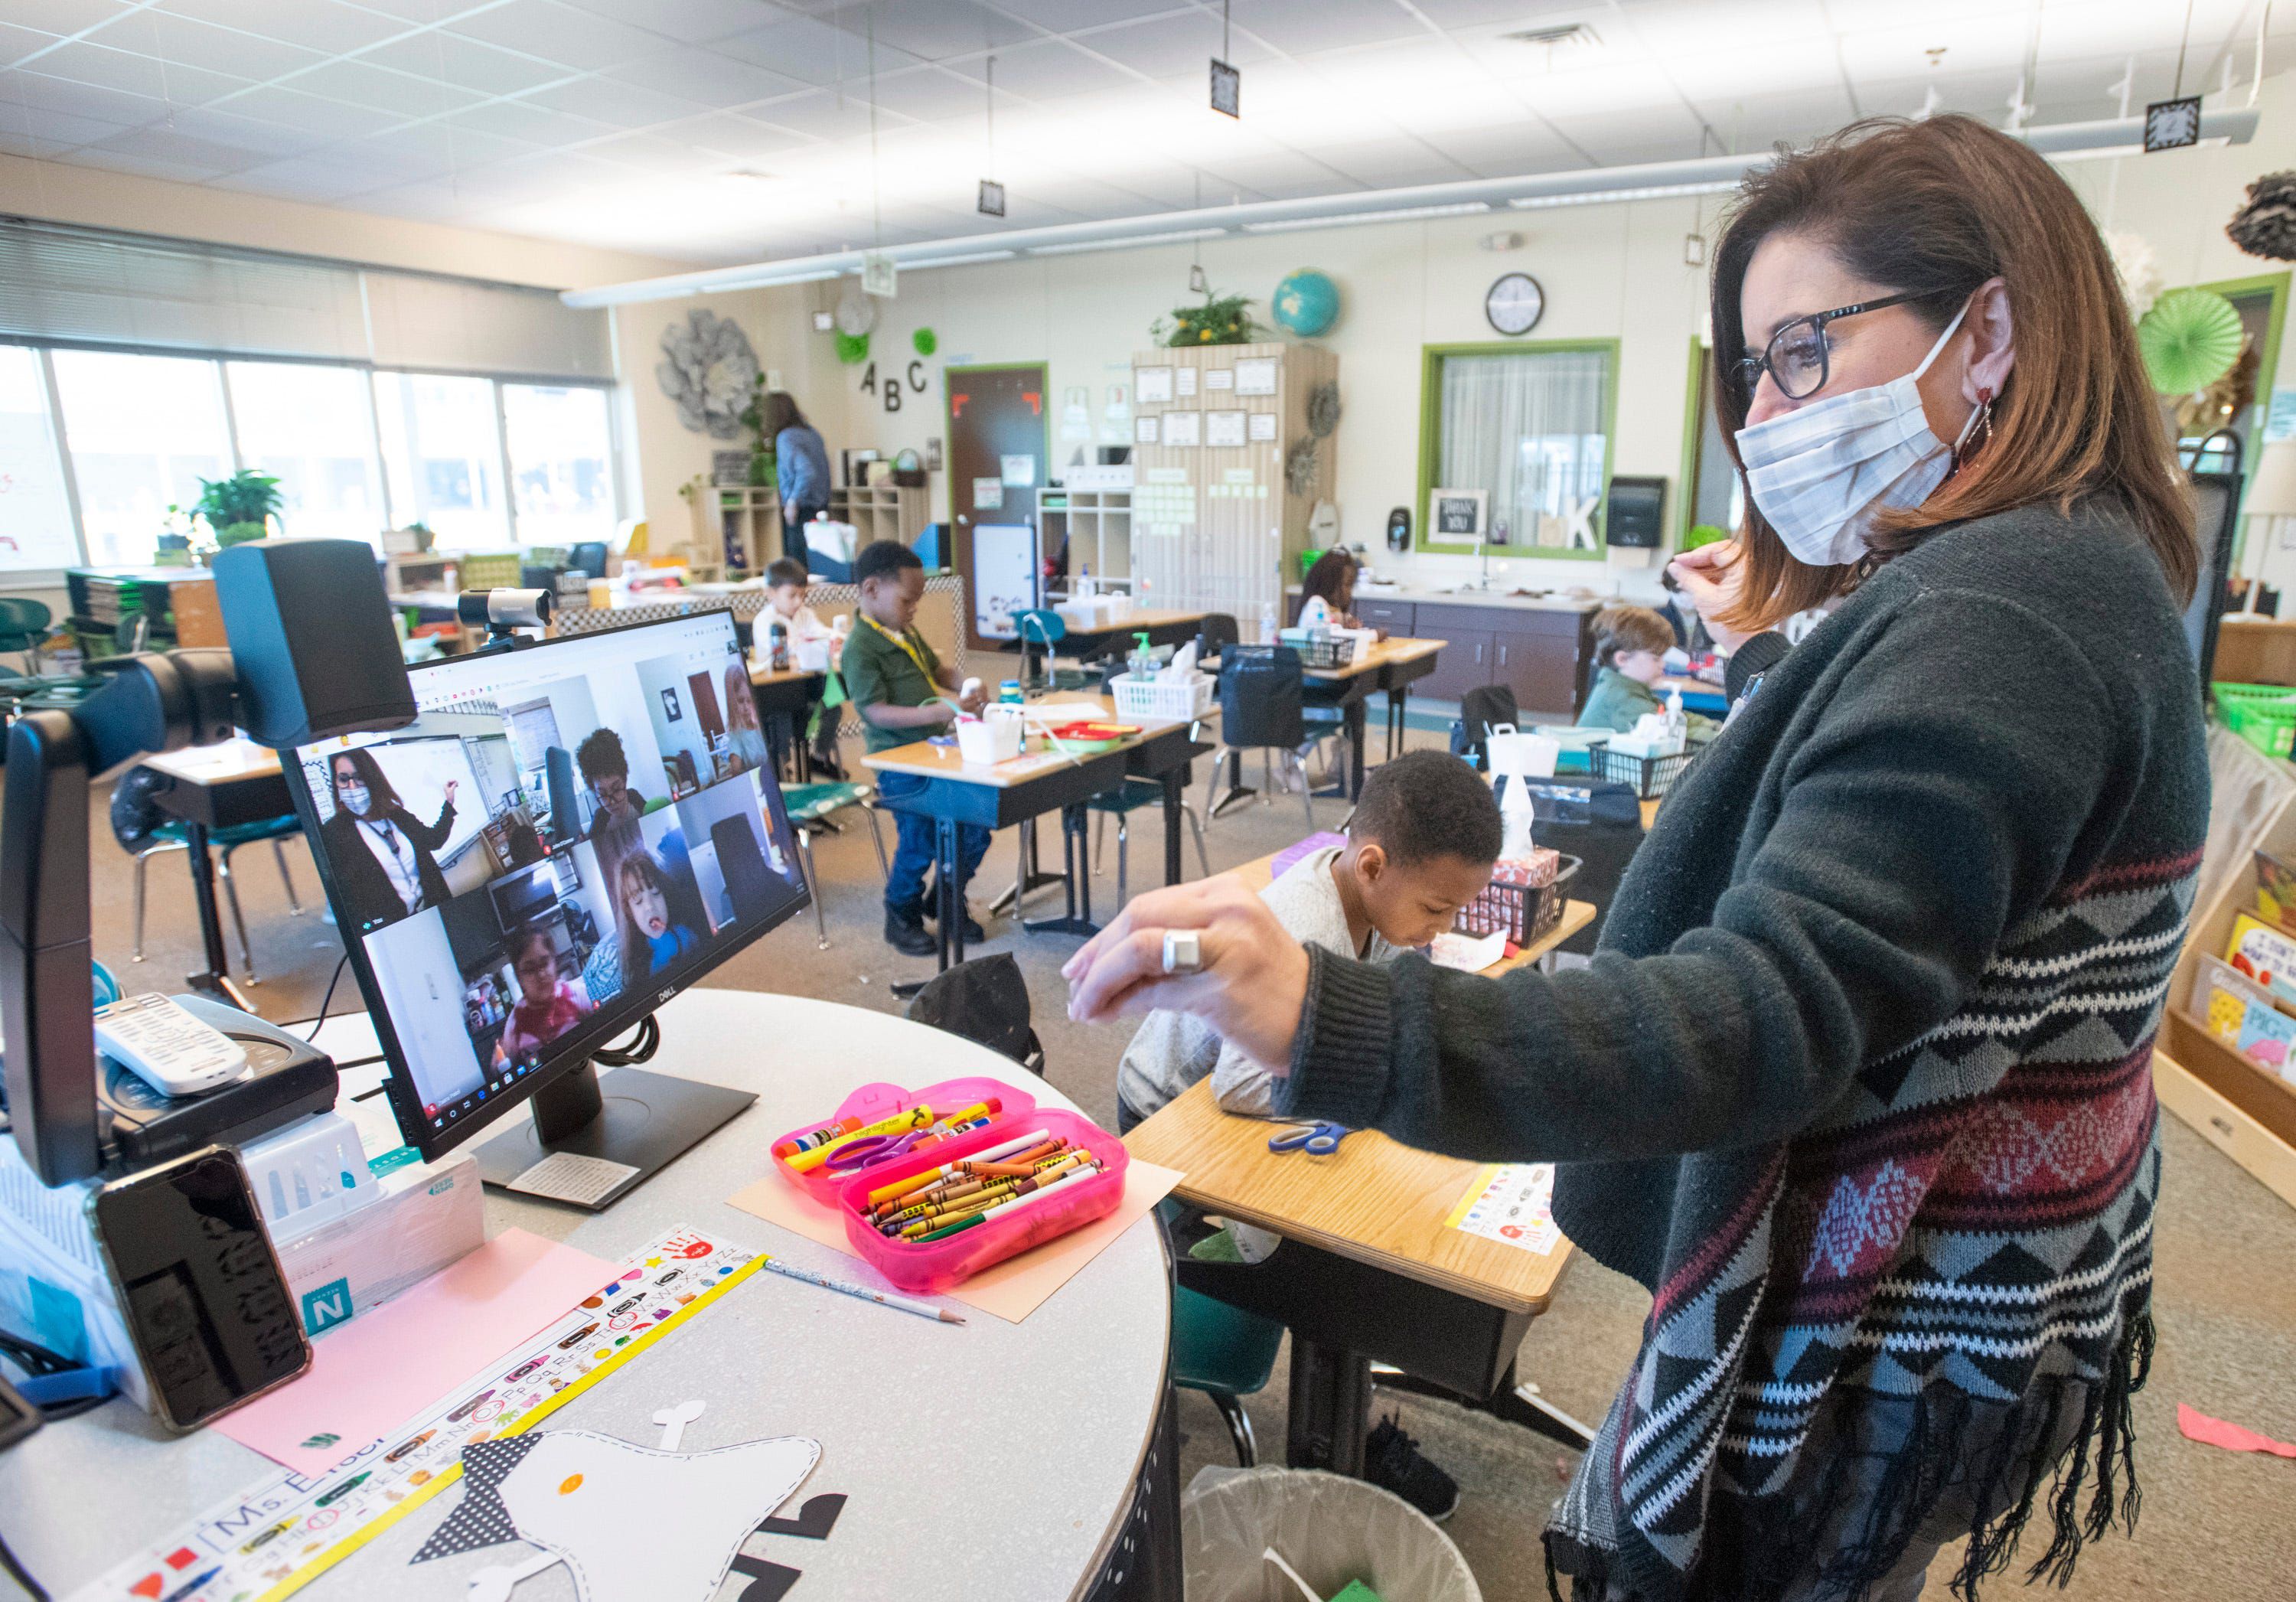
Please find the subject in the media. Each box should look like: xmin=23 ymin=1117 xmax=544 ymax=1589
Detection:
xmin=504 ymin=383 xmax=616 ymax=547
xmin=0 ymin=346 xmax=78 ymax=572
xmin=51 ymin=349 xmax=232 ymax=565
xmin=1424 ymin=344 xmax=1614 ymax=554
xmin=227 ymin=361 xmax=387 ymax=545
xmin=375 ymin=371 xmax=509 ymax=549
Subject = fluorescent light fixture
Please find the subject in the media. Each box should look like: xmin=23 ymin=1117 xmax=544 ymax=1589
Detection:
xmin=897 ymin=249 xmax=1018 ymax=269
xmin=1241 ymin=201 xmax=1489 ymax=233
xmin=1027 ymin=227 xmax=1228 ymax=256
xmin=561 ymin=106 xmax=2260 ymax=308
xmin=1511 ymin=180 xmax=1740 ymax=209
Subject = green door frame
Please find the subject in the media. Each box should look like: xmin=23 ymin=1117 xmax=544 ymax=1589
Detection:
xmin=2193 ymin=269 xmax=2290 ymax=570
xmin=1415 ymin=338 xmax=1620 ymax=558
xmin=1675 ymin=335 xmax=1709 ymax=550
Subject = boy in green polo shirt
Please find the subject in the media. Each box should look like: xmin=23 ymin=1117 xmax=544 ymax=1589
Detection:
xmin=843 ymin=540 xmax=991 ymax=956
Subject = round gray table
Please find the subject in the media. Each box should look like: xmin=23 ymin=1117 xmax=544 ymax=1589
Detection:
xmin=0 ymin=990 xmax=1172 ymax=1602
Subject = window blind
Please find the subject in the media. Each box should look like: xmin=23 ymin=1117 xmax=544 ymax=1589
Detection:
xmin=0 ymin=218 xmax=613 ymax=382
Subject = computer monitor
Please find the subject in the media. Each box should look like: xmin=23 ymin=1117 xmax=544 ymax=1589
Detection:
xmin=286 ymin=608 xmax=811 ymax=1208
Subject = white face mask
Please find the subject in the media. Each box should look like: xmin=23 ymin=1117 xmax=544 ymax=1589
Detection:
xmin=1735 ymin=301 xmax=1985 ymax=567
xmin=338 ymin=781 xmax=371 ymax=817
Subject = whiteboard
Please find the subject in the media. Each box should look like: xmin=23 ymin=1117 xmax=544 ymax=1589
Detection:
xmin=361 ymin=735 xmax=488 ymax=863
xmin=971 ymin=524 xmax=1039 ymax=643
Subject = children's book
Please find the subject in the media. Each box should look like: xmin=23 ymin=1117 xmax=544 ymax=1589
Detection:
xmin=2193 ymin=953 xmax=2296 ymax=1080
xmin=2256 ymin=849 xmax=2296 ymax=934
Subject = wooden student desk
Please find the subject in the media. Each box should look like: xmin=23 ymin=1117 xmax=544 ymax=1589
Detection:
xmin=1123 ymin=876 xmax=1593 ymax=1475
xmin=135 ymin=738 xmax=296 ymax=1006
xmin=1302 ymin=637 xmax=1446 ymax=798
xmin=861 ymin=694 xmax=1211 ymax=970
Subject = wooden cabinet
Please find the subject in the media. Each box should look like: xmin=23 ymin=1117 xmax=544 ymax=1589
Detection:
xmin=1353 ymin=598 xmax=1416 ymax=636
xmin=1417 ymin=630 xmax=1496 ymax=701
xmin=1391 ymin=601 xmax=1593 ymax=717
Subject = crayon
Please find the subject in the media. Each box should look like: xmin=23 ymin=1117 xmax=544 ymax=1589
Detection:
xmin=895 ymin=1153 xmax=1095 ymax=1237
xmin=784 ymin=1104 xmax=936 ymax=1173
xmin=913 ymin=1162 xmax=1104 ymax=1242
xmin=862 ymin=1127 xmax=1049 ymax=1207
xmin=872 ymin=1144 xmax=1073 ymax=1220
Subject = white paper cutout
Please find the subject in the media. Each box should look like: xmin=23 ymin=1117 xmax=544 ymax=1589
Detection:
xmin=653 ymin=1399 xmax=706 ymax=1451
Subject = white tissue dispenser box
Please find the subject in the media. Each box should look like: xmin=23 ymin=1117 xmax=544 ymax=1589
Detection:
xmin=956 ymin=711 xmax=1026 ymax=765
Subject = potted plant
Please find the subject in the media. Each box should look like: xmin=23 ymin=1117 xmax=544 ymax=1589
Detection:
xmin=1153 ymin=288 xmax=1259 ymax=347
xmin=192 ymin=470 xmax=284 ymax=548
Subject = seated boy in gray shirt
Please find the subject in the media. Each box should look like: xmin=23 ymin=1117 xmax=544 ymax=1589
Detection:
xmin=1115 ymin=750 xmax=1504 ymax=1130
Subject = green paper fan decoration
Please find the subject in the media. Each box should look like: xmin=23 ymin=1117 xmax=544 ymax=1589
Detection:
xmin=912 ymin=327 xmax=937 ymax=357
xmin=2138 ymin=287 xmax=2244 ymax=394
xmin=835 ymin=330 xmax=870 ymax=366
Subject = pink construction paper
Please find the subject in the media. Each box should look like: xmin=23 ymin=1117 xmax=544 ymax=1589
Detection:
xmin=2177 ymin=1402 xmax=2296 ymax=1459
xmin=214 ymin=1228 xmax=615 ymax=1475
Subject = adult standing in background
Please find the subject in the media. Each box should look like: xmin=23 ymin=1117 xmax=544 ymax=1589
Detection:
xmin=1065 ymin=114 xmax=2206 ymax=1601
xmin=763 ymin=391 xmax=831 ymax=570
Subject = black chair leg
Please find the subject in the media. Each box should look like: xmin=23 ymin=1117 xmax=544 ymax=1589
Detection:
xmin=1205 ymin=1388 xmax=1257 ymax=1467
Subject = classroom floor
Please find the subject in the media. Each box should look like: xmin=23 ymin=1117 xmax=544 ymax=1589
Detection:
xmin=74 ymin=732 xmax=2296 ymax=1602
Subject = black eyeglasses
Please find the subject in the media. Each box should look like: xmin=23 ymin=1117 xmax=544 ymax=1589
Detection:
xmin=1732 ymin=291 xmax=1929 ymax=403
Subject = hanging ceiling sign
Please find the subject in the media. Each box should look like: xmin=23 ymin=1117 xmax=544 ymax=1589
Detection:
xmin=1210 ymin=59 xmax=1240 ymax=118
xmin=978 ymin=180 xmax=1006 ymax=217
xmin=2143 ymin=96 xmax=2202 ymax=152
xmin=862 ymin=252 xmax=897 ymax=298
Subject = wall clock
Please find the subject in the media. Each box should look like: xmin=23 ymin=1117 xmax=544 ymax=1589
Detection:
xmin=1486 ymin=272 xmax=1544 ymax=336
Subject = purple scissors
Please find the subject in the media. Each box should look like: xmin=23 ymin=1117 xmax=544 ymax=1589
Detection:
xmin=821 ymin=1128 xmax=933 ymax=1173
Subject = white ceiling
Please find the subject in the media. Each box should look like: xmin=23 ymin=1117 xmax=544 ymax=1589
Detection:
xmin=1 ymin=0 xmax=2289 ymax=269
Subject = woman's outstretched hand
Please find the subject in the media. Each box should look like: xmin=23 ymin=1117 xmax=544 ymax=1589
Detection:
xmin=1061 ymin=878 xmax=1312 ymax=1073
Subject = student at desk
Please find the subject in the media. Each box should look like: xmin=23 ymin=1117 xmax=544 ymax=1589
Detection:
xmin=842 ymin=540 xmax=990 ymax=958
xmin=1068 ymin=117 xmax=2204 ymax=1602
xmin=1114 ymin=752 xmax=1500 ymax=1521
xmin=1577 ymin=605 xmax=1717 ymax=736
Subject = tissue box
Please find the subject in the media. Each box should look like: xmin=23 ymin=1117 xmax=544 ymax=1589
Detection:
xmin=1458 ymin=847 xmax=1566 ymax=945
xmin=956 ymin=714 xmax=1025 ymax=765
xmin=272 ymin=1153 xmax=482 ymax=1336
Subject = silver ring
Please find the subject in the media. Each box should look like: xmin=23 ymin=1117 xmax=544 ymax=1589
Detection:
xmin=1162 ymin=930 xmax=1202 ymax=975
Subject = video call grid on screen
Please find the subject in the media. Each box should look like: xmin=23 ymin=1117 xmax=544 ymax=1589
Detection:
xmin=291 ymin=611 xmax=810 ymax=1156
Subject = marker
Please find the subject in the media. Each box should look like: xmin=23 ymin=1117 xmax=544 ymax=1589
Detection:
xmin=863 ymin=1127 xmax=1050 ymax=1207
xmin=756 ymin=1253 xmax=964 ymax=1324
xmin=773 ymin=1115 xmax=862 ymax=1158
xmin=913 ymin=1163 xmax=1104 ymax=1242
xmin=784 ymin=1104 xmax=935 ymax=1173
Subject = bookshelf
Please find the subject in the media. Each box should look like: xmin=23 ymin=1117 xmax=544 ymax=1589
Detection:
xmin=829 ymin=484 xmax=929 ymax=550
xmin=690 ymin=486 xmax=781 ymax=577
xmin=1041 ymin=488 xmax=1133 ymax=587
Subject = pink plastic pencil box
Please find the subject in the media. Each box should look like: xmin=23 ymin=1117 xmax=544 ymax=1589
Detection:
xmin=766 ymin=1076 xmax=1127 ymax=1291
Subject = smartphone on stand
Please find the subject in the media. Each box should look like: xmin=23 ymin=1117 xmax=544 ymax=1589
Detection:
xmin=86 ymin=1145 xmax=312 ymax=1433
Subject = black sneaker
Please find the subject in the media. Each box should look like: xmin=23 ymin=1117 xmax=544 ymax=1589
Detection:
xmin=883 ymin=909 xmax=937 ymax=957
xmin=1365 ymin=1414 xmax=1459 ymax=1522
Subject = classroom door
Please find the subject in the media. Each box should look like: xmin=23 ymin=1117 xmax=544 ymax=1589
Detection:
xmin=947 ymin=364 xmax=1047 ymax=533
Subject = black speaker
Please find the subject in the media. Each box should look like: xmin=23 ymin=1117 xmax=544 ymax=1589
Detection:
xmin=214 ymin=539 xmax=416 ymax=747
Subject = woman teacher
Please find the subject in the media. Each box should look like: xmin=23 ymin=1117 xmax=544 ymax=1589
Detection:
xmin=318 ymin=746 xmax=458 ymax=932
xmin=1067 ymin=115 xmax=2205 ymax=1602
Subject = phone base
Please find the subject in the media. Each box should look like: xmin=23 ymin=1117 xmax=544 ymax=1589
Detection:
xmin=472 ymin=1063 xmax=755 ymax=1212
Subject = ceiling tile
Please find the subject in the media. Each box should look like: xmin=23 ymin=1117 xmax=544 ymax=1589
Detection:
xmin=0 ymin=68 xmax=168 ymax=125
xmin=1540 ymin=102 xmax=1711 ymax=167
xmin=142 ymin=102 xmax=320 ymax=158
xmin=579 ymin=128 xmax=722 ymax=173
xmin=362 ymin=32 xmax=573 ymax=96
xmin=1004 ymin=0 xmax=1182 ymax=27
xmin=1056 ymin=11 xmax=1274 ymax=80
xmin=119 ymin=11 xmax=327 ymax=80
xmin=863 ymin=64 xmax=992 ymax=121
xmin=339 ymin=0 xmax=472 ymax=22
xmin=0 ymin=128 xmax=80 ymax=157
xmin=518 ymin=73 xmax=716 ymax=128
xmin=18 ymin=40 xmax=253 ymax=106
xmin=0 ymin=24 xmax=64 ymax=68
xmin=446 ymin=0 xmax=678 ymax=73
xmin=11 ymin=0 xmax=134 ymax=38
xmin=210 ymin=83 xmax=407 ymax=136
xmin=155 ymin=0 xmax=411 ymax=57
xmin=0 ymin=106 xmax=126 ymax=147
xmin=827 ymin=0 xmax=1039 ymax=64
xmin=1419 ymin=119 xmax=1587 ymax=175
xmin=82 ymin=119 xmax=288 ymax=171
xmin=272 ymin=58 xmax=478 ymax=119
xmin=739 ymin=87 xmax=899 ymax=141
xmin=1231 ymin=0 xmax=1427 ymax=57
xmin=603 ymin=49 xmax=808 ymax=110
xmin=208 ymin=154 xmax=382 ymax=200
xmin=361 ymin=121 xmax=549 ymax=171
xmin=445 ymin=95 xmax=621 ymax=146
xmin=952 ymin=38 xmax=1138 ymax=100
xmin=1311 ymin=138 xmax=1476 ymax=188
xmin=655 ymin=109 xmax=814 ymax=162
xmin=555 ymin=0 xmax=774 ymax=47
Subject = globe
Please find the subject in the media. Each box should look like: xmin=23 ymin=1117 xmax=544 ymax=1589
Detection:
xmin=1273 ymin=269 xmax=1340 ymax=338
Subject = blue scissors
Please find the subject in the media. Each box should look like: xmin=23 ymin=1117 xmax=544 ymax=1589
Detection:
xmin=1267 ymin=1121 xmax=1349 ymax=1157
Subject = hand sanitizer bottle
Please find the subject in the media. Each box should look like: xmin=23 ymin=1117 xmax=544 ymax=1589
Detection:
xmin=1259 ymin=599 xmax=1279 ymax=643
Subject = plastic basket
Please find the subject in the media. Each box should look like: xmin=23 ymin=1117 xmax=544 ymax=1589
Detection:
xmin=1110 ymin=671 xmax=1214 ymax=723
xmin=1276 ymin=631 xmax=1356 ymax=670
xmin=456 ymin=553 xmax=522 ymax=591
xmin=1589 ymin=735 xmax=1711 ymax=800
xmin=2214 ymin=680 xmax=2296 ymax=759
xmin=1456 ymin=854 xmax=1580 ymax=945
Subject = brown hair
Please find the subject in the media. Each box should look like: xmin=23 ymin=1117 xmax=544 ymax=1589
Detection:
xmin=1590 ymin=605 xmax=1674 ymax=668
xmin=760 ymin=391 xmax=809 ymax=439
xmin=1709 ymin=114 xmax=2193 ymax=631
xmin=1300 ymin=548 xmax=1357 ymax=610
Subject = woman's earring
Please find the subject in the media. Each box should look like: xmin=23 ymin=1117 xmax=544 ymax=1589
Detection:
xmin=1953 ymin=387 xmax=1995 ymax=469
